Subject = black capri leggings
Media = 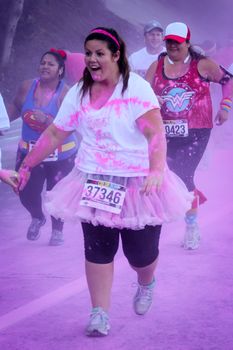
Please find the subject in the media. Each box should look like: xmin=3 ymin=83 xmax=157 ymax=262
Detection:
xmin=15 ymin=149 xmax=76 ymax=230
xmin=81 ymin=222 xmax=162 ymax=268
xmin=166 ymin=128 xmax=211 ymax=191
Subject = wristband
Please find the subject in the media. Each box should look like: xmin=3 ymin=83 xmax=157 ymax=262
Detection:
xmin=220 ymin=98 xmax=232 ymax=112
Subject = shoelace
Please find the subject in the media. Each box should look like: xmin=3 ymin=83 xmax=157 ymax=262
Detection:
xmin=136 ymin=285 xmax=153 ymax=302
xmin=90 ymin=309 xmax=109 ymax=325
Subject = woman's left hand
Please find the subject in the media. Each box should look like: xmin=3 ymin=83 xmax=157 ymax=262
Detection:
xmin=215 ymin=109 xmax=229 ymax=125
xmin=140 ymin=172 xmax=163 ymax=195
xmin=0 ymin=169 xmax=19 ymax=188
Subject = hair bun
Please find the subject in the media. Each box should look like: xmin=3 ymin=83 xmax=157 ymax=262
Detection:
xmin=50 ymin=48 xmax=67 ymax=60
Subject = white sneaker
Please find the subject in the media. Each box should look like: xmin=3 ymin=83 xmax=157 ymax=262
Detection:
xmin=182 ymin=223 xmax=200 ymax=250
xmin=133 ymin=278 xmax=155 ymax=315
xmin=86 ymin=307 xmax=110 ymax=337
xmin=49 ymin=229 xmax=64 ymax=246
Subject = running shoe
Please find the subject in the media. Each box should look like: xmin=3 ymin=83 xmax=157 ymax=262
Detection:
xmin=27 ymin=216 xmax=46 ymax=240
xmin=133 ymin=277 xmax=155 ymax=315
xmin=86 ymin=307 xmax=110 ymax=337
xmin=49 ymin=229 xmax=64 ymax=246
xmin=182 ymin=222 xmax=200 ymax=250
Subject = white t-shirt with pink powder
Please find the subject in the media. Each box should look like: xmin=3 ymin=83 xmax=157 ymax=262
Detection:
xmin=54 ymin=72 xmax=160 ymax=176
xmin=0 ymin=94 xmax=10 ymax=170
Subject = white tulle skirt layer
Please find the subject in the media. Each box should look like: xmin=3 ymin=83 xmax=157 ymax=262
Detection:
xmin=45 ymin=168 xmax=193 ymax=230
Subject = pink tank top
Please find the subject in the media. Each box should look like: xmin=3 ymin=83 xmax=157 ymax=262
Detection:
xmin=153 ymin=56 xmax=213 ymax=129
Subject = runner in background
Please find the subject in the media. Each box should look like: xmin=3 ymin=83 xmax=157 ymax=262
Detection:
xmin=7 ymin=49 xmax=79 ymax=245
xmin=129 ymin=20 xmax=165 ymax=78
xmin=146 ymin=22 xmax=233 ymax=250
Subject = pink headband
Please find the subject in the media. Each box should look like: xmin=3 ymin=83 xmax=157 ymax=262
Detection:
xmin=90 ymin=29 xmax=120 ymax=48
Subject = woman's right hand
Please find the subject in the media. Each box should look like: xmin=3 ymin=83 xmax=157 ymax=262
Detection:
xmin=140 ymin=172 xmax=163 ymax=195
xmin=215 ymin=109 xmax=229 ymax=125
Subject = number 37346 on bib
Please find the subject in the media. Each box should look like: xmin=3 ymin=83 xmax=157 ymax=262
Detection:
xmin=80 ymin=179 xmax=126 ymax=214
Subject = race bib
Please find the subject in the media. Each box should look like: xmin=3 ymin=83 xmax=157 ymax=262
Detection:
xmin=163 ymin=119 xmax=188 ymax=137
xmin=29 ymin=141 xmax=58 ymax=162
xmin=80 ymin=178 xmax=126 ymax=214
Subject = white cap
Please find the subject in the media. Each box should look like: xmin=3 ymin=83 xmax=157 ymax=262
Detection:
xmin=164 ymin=22 xmax=191 ymax=43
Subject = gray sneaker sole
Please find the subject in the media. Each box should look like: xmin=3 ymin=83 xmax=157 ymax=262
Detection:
xmin=86 ymin=329 xmax=109 ymax=337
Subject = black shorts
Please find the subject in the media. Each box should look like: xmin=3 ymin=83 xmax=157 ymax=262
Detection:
xmin=166 ymin=128 xmax=211 ymax=191
xmin=81 ymin=222 xmax=162 ymax=268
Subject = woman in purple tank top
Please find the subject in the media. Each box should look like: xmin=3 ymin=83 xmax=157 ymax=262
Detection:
xmin=7 ymin=49 xmax=78 ymax=246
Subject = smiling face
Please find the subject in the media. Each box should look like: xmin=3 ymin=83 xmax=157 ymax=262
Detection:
xmin=84 ymin=39 xmax=120 ymax=82
xmin=144 ymin=28 xmax=163 ymax=52
xmin=39 ymin=54 xmax=63 ymax=82
xmin=165 ymin=39 xmax=190 ymax=62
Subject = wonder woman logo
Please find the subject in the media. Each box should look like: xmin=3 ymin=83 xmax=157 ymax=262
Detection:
xmin=161 ymin=84 xmax=195 ymax=114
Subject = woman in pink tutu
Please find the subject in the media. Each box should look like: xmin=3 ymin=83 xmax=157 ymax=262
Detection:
xmin=17 ymin=27 xmax=193 ymax=337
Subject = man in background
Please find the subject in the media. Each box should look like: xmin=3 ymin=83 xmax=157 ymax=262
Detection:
xmin=129 ymin=19 xmax=165 ymax=78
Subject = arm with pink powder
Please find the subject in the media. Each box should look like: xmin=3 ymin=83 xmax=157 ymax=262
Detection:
xmin=136 ymin=108 xmax=166 ymax=195
xmin=17 ymin=124 xmax=73 ymax=191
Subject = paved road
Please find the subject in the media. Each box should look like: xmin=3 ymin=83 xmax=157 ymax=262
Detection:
xmin=0 ymin=120 xmax=233 ymax=350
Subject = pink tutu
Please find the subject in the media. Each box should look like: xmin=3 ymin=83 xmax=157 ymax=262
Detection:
xmin=45 ymin=167 xmax=193 ymax=230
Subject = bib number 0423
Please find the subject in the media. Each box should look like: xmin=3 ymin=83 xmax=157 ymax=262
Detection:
xmin=163 ymin=119 xmax=188 ymax=137
xmin=80 ymin=179 xmax=126 ymax=214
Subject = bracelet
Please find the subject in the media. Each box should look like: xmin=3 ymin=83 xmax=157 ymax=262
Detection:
xmin=221 ymin=105 xmax=231 ymax=112
xmin=220 ymin=98 xmax=232 ymax=112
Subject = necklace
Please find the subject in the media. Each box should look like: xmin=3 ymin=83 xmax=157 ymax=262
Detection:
xmin=167 ymin=54 xmax=190 ymax=64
